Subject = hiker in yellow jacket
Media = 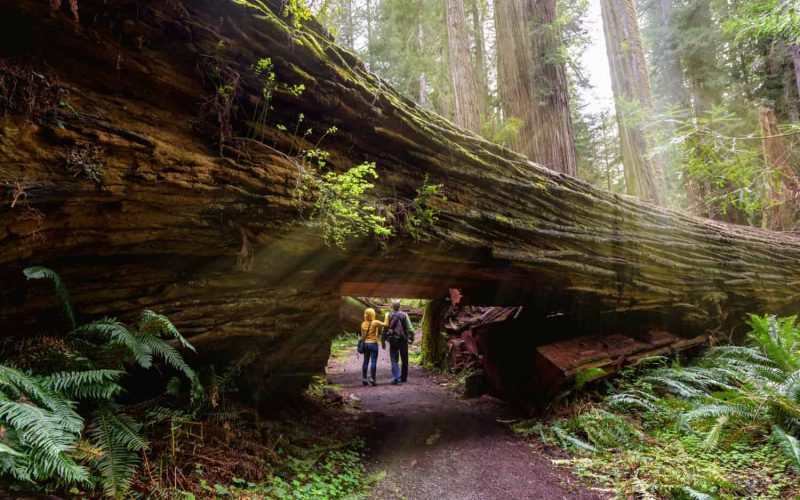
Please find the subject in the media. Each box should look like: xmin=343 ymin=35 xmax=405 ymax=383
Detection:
xmin=360 ymin=308 xmax=386 ymax=386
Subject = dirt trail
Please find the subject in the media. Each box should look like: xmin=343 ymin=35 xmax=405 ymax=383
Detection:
xmin=327 ymin=347 xmax=603 ymax=500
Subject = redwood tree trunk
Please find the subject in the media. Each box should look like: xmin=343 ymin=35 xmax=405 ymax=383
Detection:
xmin=525 ymin=0 xmax=578 ymax=176
xmin=494 ymin=0 xmax=536 ymax=159
xmin=470 ymin=0 xmax=489 ymax=119
xmin=791 ymin=43 xmax=800 ymax=114
xmin=446 ymin=0 xmax=483 ymax=134
xmin=600 ymin=0 xmax=665 ymax=204
xmin=760 ymin=106 xmax=799 ymax=231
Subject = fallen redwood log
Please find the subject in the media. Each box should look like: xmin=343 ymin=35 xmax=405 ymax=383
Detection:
xmin=1 ymin=0 xmax=799 ymax=406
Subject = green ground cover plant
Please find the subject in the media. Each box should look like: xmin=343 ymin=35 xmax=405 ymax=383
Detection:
xmin=512 ymin=314 xmax=800 ymax=499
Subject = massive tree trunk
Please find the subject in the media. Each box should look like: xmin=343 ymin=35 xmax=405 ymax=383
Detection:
xmin=2 ymin=0 xmax=800 ymax=406
xmin=524 ymin=0 xmax=578 ymax=176
xmin=600 ymin=0 xmax=666 ymax=204
xmin=446 ymin=0 xmax=483 ymax=134
xmin=494 ymin=0 xmax=537 ymax=159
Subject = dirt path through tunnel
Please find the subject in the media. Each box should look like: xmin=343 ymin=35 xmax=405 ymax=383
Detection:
xmin=327 ymin=347 xmax=604 ymax=500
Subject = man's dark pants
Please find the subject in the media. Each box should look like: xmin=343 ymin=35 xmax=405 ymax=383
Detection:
xmin=389 ymin=341 xmax=409 ymax=382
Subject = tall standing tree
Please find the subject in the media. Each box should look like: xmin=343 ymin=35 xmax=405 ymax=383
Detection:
xmin=495 ymin=0 xmax=537 ymax=158
xmin=676 ymin=0 xmax=723 ymax=119
xmin=792 ymin=43 xmax=800 ymax=105
xmin=446 ymin=0 xmax=484 ymax=133
xmin=645 ymin=0 xmax=691 ymax=111
xmin=600 ymin=0 xmax=665 ymax=204
xmin=525 ymin=0 xmax=578 ymax=176
xmin=469 ymin=0 xmax=490 ymax=120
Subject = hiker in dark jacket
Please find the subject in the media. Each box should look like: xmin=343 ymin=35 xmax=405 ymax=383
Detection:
xmin=381 ymin=300 xmax=415 ymax=385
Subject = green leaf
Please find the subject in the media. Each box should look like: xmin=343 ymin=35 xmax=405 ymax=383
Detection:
xmin=23 ymin=266 xmax=77 ymax=329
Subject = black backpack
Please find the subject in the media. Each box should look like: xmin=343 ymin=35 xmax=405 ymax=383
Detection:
xmin=385 ymin=312 xmax=407 ymax=348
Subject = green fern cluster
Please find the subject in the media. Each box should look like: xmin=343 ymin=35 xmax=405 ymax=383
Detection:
xmin=610 ymin=314 xmax=800 ymax=470
xmin=0 ymin=267 xmax=200 ymax=498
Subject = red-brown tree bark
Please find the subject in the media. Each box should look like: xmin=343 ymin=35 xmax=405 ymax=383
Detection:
xmin=446 ymin=0 xmax=483 ymax=134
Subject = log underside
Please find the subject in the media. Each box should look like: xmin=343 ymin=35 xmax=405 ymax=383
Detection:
xmin=1 ymin=0 xmax=799 ymax=406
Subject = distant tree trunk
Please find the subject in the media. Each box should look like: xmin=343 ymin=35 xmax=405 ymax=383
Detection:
xmin=494 ymin=0 xmax=536 ymax=159
xmin=525 ymin=0 xmax=578 ymax=176
xmin=684 ymin=0 xmax=717 ymax=118
xmin=446 ymin=0 xmax=483 ymax=134
xmin=420 ymin=297 xmax=448 ymax=369
xmin=419 ymin=72 xmax=427 ymax=107
xmin=416 ymin=14 xmax=427 ymax=107
xmin=470 ymin=0 xmax=489 ymax=119
xmin=760 ymin=106 xmax=800 ymax=230
xmin=365 ymin=0 xmax=374 ymax=67
xmin=656 ymin=0 xmax=691 ymax=110
xmin=792 ymin=44 xmax=800 ymax=101
xmin=600 ymin=0 xmax=665 ymax=204
xmin=340 ymin=0 xmax=354 ymax=49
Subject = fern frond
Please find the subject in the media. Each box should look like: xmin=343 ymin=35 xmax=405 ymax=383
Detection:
xmin=89 ymin=403 xmax=147 ymax=499
xmin=138 ymin=310 xmax=196 ymax=353
xmin=135 ymin=333 xmax=195 ymax=381
xmin=73 ymin=318 xmax=153 ymax=368
xmin=683 ymin=486 xmax=714 ymax=500
xmin=606 ymin=390 xmax=661 ymax=413
xmin=214 ymin=351 xmax=257 ymax=393
xmin=702 ymin=415 xmax=729 ymax=451
xmin=42 ymin=369 xmax=124 ymax=400
xmin=0 ymin=366 xmax=82 ymax=433
xmin=683 ymin=403 xmax=762 ymax=423
xmin=0 ymin=397 xmax=89 ymax=483
xmin=772 ymin=425 xmax=800 ymax=472
xmin=552 ymin=424 xmax=598 ymax=454
xmin=23 ymin=266 xmax=77 ymax=329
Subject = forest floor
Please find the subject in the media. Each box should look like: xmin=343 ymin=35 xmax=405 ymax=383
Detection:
xmin=326 ymin=345 xmax=604 ymax=500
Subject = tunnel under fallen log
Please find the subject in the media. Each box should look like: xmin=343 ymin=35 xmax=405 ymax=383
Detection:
xmin=1 ymin=0 xmax=800 ymax=408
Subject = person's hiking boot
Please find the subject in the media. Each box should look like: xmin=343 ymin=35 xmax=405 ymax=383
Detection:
xmin=362 ymin=378 xmax=368 ymax=386
xmin=391 ymin=379 xmax=400 ymax=385
xmin=368 ymin=377 xmax=377 ymax=386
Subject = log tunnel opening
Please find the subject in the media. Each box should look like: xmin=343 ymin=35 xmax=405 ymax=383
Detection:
xmin=337 ymin=277 xmax=710 ymax=407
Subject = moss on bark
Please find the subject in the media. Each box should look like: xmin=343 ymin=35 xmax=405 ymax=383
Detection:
xmin=420 ymin=297 xmax=448 ymax=369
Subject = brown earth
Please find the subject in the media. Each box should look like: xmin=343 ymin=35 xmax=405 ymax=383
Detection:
xmin=327 ymin=348 xmax=606 ymax=500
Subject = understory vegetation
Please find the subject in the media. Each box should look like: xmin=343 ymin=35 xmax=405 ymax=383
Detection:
xmin=0 ymin=269 xmax=377 ymax=499
xmin=512 ymin=314 xmax=800 ymax=499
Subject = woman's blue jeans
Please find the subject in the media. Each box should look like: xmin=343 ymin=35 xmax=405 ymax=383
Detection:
xmin=362 ymin=342 xmax=378 ymax=380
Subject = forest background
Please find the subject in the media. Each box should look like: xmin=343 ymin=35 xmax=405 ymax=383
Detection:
xmin=309 ymin=0 xmax=800 ymax=230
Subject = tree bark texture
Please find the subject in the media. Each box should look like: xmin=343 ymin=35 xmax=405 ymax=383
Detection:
xmin=792 ymin=44 xmax=800 ymax=98
xmin=600 ymin=0 xmax=666 ymax=204
xmin=420 ymin=297 xmax=448 ymax=368
xmin=494 ymin=0 xmax=537 ymax=159
xmin=470 ymin=0 xmax=489 ymax=119
xmin=446 ymin=0 xmax=483 ymax=134
xmin=1 ymin=0 xmax=800 ymax=405
xmin=525 ymin=0 xmax=578 ymax=176
xmin=790 ymin=43 xmax=800 ymax=120
xmin=759 ymin=106 xmax=800 ymax=231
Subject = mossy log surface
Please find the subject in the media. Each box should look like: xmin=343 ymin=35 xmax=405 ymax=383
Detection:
xmin=1 ymin=0 xmax=799 ymax=404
